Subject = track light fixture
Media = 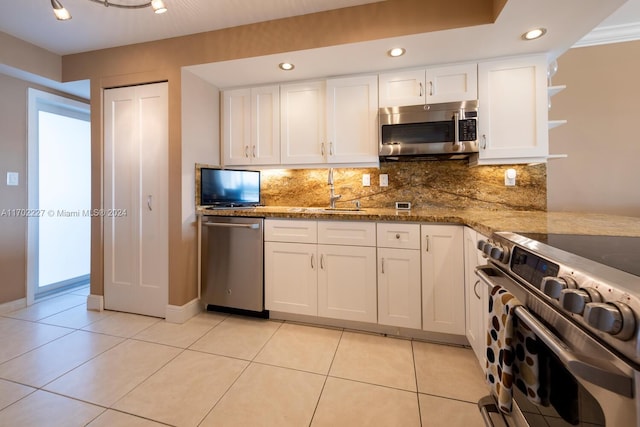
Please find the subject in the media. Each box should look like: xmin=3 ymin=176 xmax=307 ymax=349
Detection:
xmin=52 ymin=0 xmax=168 ymax=21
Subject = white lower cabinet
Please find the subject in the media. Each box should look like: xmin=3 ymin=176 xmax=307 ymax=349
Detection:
xmin=464 ymin=227 xmax=489 ymax=368
xmin=421 ymin=224 xmax=466 ymax=335
xmin=377 ymin=223 xmax=422 ymax=329
xmin=317 ymin=244 xmax=377 ymax=323
xmin=265 ymin=241 xmax=318 ymax=316
xmin=265 ymin=219 xmax=377 ymax=323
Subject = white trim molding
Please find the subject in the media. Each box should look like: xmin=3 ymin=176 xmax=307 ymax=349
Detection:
xmin=0 ymin=298 xmax=26 ymax=315
xmin=86 ymin=294 xmax=104 ymax=311
xmin=574 ymin=22 xmax=640 ymax=48
xmin=165 ymin=298 xmax=202 ymax=324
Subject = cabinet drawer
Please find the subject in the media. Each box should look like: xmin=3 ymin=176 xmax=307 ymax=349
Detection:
xmin=318 ymin=221 xmax=376 ymax=247
xmin=265 ymin=219 xmax=317 ymax=243
xmin=377 ymin=223 xmax=420 ymax=250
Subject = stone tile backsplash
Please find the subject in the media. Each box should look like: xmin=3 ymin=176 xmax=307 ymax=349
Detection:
xmin=260 ymin=161 xmax=546 ymax=211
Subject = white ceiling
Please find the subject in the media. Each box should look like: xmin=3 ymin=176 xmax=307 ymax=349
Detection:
xmin=0 ymin=0 xmax=638 ymax=97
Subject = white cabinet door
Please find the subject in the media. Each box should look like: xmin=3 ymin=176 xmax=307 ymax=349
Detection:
xmin=326 ymin=75 xmax=379 ymax=163
xmin=426 ymin=63 xmax=477 ymax=104
xmin=318 ymin=244 xmax=377 ymax=323
xmin=464 ymin=227 xmax=489 ymax=368
xmin=222 ymin=88 xmax=251 ymax=165
xmin=379 ymin=69 xmax=425 ymax=107
xmin=265 ymin=242 xmax=318 ymax=316
xmin=223 ymin=86 xmax=280 ymax=165
xmin=379 ymin=64 xmax=477 ymax=107
xmin=280 ymin=81 xmax=326 ymax=164
xmin=378 ymin=247 xmax=422 ymax=329
xmin=474 ymin=55 xmax=549 ymax=165
xmin=104 ymin=82 xmax=168 ymax=318
xmin=421 ymin=224 xmax=465 ymax=335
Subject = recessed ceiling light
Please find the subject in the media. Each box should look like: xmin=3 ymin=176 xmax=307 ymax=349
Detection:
xmin=387 ymin=47 xmax=406 ymax=57
xmin=522 ymin=28 xmax=547 ymax=41
xmin=279 ymin=62 xmax=295 ymax=71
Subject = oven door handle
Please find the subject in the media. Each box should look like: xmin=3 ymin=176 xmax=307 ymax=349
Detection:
xmin=476 ymin=265 xmax=635 ymax=398
xmin=514 ymin=307 xmax=634 ymax=398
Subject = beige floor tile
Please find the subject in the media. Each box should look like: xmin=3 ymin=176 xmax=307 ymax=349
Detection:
xmin=39 ymin=304 xmax=115 ymax=329
xmin=133 ymin=311 xmax=227 ymax=348
xmin=87 ymin=410 xmax=167 ymax=426
xmin=312 ymin=377 xmax=421 ymax=427
xmin=255 ymin=323 xmax=342 ymax=374
xmin=0 ymin=330 xmax=123 ymax=387
xmin=44 ymin=339 xmax=181 ymax=406
xmin=81 ymin=311 xmax=160 ymax=338
xmin=0 ymin=390 xmax=103 ymax=427
xmin=329 ymin=331 xmax=416 ymax=391
xmin=0 ymin=379 xmax=35 ymax=410
xmin=419 ymin=393 xmax=485 ymax=426
xmin=413 ymin=341 xmax=488 ymax=402
xmin=0 ymin=318 xmax=72 ymax=364
xmin=200 ymin=363 xmax=325 ymax=427
xmin=114 ymin=350 xmax=248 ymax=426
xmin=6 ymin=294 xmax=87 ymax=321
xmin=190 ymin=316 xmax=281 ymax=360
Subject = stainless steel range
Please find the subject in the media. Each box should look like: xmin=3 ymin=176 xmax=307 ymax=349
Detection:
xmin=476 ymin=232 xmax=640 ymax=427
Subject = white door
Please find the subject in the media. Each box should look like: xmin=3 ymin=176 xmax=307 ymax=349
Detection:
xmin=377 ymin=247 xmax=422 ymax=329
xmin=326 ymin=75 xmax=378 ymax=164
xmin=104 ymin=82 xmax=168 ymax=317
xmin=318 ymin=244 xmax=377 ymax=323
xmin=421 ymin=224 xmax=465 ymax=334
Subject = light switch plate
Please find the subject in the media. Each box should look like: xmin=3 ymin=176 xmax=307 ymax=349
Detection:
xmin=379 ymin=174 xmax=389 ymax=187
xmin=362 ymin=174 xmax=370 ymax=187
xmin=6 ymin=172 xmax=19 ymax=186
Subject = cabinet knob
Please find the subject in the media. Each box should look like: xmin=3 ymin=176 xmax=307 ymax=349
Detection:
xmin=395 ymin=233 xmax=401 ymax=239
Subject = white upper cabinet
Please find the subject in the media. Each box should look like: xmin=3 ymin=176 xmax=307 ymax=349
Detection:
xmin=326 ymin=75 xmax=379 ymax=164
xmin=379 ymin=63 xmax=477 ymax=107
xmin=280 ymin=76 xmax=378 ymax=165
xmin=222 ymin=85 xmax=280 ymax=166
xmin=472 ymin=55 xmax=549 ymax=165
xmin=280 ymin=81 xmax=326 ymax=164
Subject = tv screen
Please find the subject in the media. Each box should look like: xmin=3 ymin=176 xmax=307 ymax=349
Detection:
xmin=200 ymin=168 xmax=260 ymax=207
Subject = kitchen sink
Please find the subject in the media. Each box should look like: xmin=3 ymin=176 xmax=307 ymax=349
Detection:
xmin=288 ymin=207 xmax=366 ymax=214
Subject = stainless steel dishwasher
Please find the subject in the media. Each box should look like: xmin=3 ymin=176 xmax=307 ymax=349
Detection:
xmin=201 ymin=216 xmax=266 ymax=315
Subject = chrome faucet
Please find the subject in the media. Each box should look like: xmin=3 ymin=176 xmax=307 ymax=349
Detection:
xmin=328 ymin=168 xmax=341 ymax=208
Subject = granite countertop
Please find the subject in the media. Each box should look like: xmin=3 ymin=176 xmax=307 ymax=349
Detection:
xmin=197 ymin=206 xmax=640 ymax=238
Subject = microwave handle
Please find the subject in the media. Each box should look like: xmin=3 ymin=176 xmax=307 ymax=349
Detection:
xmin=453 ymin=112 xmax=461 ymax=151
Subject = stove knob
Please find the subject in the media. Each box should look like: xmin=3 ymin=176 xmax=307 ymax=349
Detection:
xmin=540 ymin=275 xmax=577 ymax=299
xmin=583 ymin=302 xmax=636 ymax=341
xmin=559 ymin=288 xmax=601 ymax=314
xmin=482 ymin=242 xmax=493 ymax=256
xmin=489 ymin=245 xmax=509 ymax=263
xmin=477 ymin=240 xmax=487 ymax=251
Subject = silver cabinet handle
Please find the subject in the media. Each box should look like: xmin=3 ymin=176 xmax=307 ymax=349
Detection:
xmin=381 ymin=258 xmax=385 ymax=274
xmin=320 ymin=254 xmax=324 ymax=270
xmin=311 ymin=254 xmax=315 ymax=269
xmin=147 ymin=195 xmax=152 ymax=211
xmin=481 ymin=134 xmax=487 ymax=150
xmin=473 ymin=280 xmax=481 ymax=299
xmin=321 ymin=143 xmax=325 ymax=156
xmin=329 ymin=142 xmax=333 ymax=156
xmin=429 ymin=81 xmax=433 ymax=96
xmin=252 ymin=145 xmax=256 ymax=158
xmin=424 ymin=235 xmax=430 ymax=252
xmin=244 ymin=146 xmax=249 ymax=158
xmin=419 ymin=82 xmax=423 ymax=97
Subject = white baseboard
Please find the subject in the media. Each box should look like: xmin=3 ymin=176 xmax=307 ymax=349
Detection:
xmin=86 ymin=294 xmax=104 ymax=311
xmin=165 ymin=298 xmax=202 ymax=324
xmin=0 ymin=298 xmax=26 ymax=315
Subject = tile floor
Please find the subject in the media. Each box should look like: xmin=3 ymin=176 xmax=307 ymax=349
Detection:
xmin=0 ymin=286 xmax=489 ymax=426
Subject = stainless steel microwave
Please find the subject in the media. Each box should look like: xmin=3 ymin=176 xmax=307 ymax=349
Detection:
xmin=379 ymin=100 xmax=478 ymax=160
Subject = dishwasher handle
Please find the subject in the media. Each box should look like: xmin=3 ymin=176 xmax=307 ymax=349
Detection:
xmin=203 ymin=222 xmax=260 ymax=230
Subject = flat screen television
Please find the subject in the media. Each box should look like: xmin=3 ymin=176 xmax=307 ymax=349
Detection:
xmin=200 ymin=168 xmax=260 ymax=208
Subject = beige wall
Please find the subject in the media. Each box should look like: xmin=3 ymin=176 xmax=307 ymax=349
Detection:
xmin=548 ymin=40 xmax=640 ymax=217
xmin=59 ymin=0 xmax=497 ymax=308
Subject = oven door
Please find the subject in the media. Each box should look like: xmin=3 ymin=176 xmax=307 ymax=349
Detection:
xmin=475 ymin=265 xmax=638 ymax=427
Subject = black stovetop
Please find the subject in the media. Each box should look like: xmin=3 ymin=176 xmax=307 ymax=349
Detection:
xmin=519 ymin=233 xmax=640 ymax=278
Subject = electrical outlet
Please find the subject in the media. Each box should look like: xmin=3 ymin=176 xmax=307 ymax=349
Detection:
xmin=362 ymin=174 xmax=370 ymax=187
xmin=504 ymin=169 xmax=516 ymax=187
xmin=379 ymin=174 xmax=389 ymax=187
xmin=6 ymin=172 xmax=19 ymax=186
